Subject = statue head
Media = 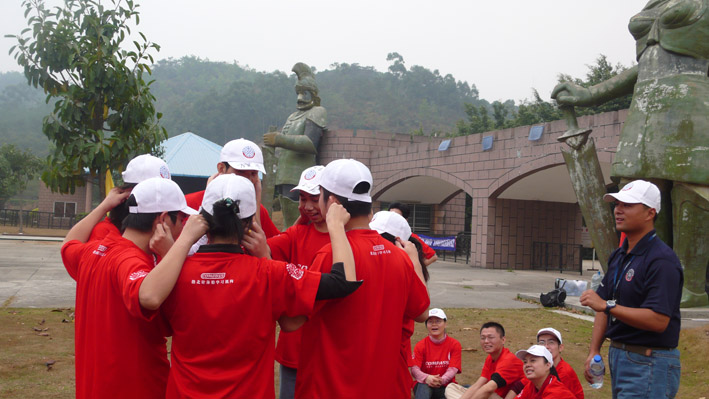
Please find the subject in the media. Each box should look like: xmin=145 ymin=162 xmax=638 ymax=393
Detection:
xmin=292 ymin=62 xmax=320 ymax=110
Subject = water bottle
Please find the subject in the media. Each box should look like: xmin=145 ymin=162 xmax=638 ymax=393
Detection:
xmin=590 ymin=271 xmax=603 ymax=292
xmin=589 ymin=354 xmax=605 ymax=389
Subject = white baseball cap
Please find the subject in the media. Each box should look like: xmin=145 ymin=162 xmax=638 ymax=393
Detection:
xmin=122 ymin=154 xmax=171 ymax=184
xmin=536 ymin=327 xmax=563 ymax=344
xmin=128 ymin=177 xmax=198 ymax=215
xmin=291 ymin=165 xmax=325 ymax=195
xmin=220 ymin=139 xmax=266 ymax=174
xmin=320 ymin=159 xmax=373 ymax=203
xmin=516 ymin=345 xmax=554 ymax=366
xmin=603 ymin=180 xmax=661 ymax=213
xmin=428 ymin=308 xmax=447 ymax=321
xmin=370 ymin=211 xmax=412 ymax=241
xmin=201 ymin=174 xmax=257 ymax=218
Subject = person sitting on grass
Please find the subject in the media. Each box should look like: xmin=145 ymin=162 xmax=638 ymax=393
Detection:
xmin=411 ymin=308 xmax=462 ymax=399
xmin=445 ymin=321 xmax=524 ymax=399
xmin=512 ymin=345 xmax=576 ymax=399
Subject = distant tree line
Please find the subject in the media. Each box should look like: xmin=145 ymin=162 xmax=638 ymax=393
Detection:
xmin=0 ymin=54 xmax=631 ymax=157
xmin=454 ymin=55 xmax=633 ymax=136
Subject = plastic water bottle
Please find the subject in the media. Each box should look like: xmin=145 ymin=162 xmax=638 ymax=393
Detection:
xmin=590 ymin=271 xmax=603 ymax=292
xmin=589 ymin=355 xmax=605 ymax=389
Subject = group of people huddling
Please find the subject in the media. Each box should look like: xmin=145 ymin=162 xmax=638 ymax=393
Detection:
xmin=63 ymin=138 xmax=431 ymax=399
xmin=62 ymin=137 xmax=681 ymax=399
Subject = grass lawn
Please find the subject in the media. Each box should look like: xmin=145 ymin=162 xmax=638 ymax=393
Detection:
xmin=1 ymin=307 xmax=707 ymax=398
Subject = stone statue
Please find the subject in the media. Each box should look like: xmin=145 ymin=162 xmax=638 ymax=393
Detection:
xmin=263 ymin=62 xmax=327 ymax=227
xmin=552 ymin=0 xmax=709 ymax=307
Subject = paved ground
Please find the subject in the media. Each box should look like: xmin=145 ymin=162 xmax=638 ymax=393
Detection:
xmin=1 ymin=236 xmax=707 ymax=328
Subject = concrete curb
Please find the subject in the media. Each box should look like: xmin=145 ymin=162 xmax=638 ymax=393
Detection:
xmin=518 ymin=292 xmax=709 ymax=321
xmin=0 ymin=234 xmax=64 ymax=242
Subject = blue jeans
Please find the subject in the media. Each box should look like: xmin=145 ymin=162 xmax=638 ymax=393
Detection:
xmin=609 ymin=345 xmax=680 ymax=399
xmin=279 ymin=364 xmax=297 ymax=399
xmin=414 ymin=383 xmax=447 ymax=399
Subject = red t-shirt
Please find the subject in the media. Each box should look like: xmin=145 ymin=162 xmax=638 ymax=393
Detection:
xmin=556 ymin=358 xmax=584 ymax=399
xmin=184 ymin=190 xmax=280 ymax=238
xmin=403 ymin=318 xmax=415 ymax=368
xmin=411 ymin=233 xmax=436 ymax=259
xmin=515 ymin=376 xmax=577 ymax=399
xmin=61 ymin=235 xmax=170 ymax=399
xmin=160 ymin=248 xmax=321 ymax=399
xmin=295 ymin=229 xmax=430 ymax=399
xmin=413 ymin=335 xmax=463 ymax=384
xmin=268 ymin=224 xmax=330 ymax=369
xmin=481 ymin=347 xmax=525 ymax=397
xmin=88 ymin=217 xmax=120 ymax=241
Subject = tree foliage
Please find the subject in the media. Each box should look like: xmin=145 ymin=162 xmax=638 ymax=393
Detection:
xmin=6 ymin=0 xmax=166 ymax=196
xmin=455 ymin=54 xmax=631 ymax=135
xmin=0 ymin=144 xmax=43 ymax=209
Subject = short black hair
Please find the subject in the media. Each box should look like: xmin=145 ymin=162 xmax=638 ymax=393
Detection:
xmin=379 ymin=232 xmax=429 ymax=282
xmin=321 ymin=186 xmax=371 ymax=217
xmin=388 ymin=202 xmax=411 ymax=219
xmin=121 ymin=194 xmax=178 ymax=232
xmin=480 ymin=321 xmax=505 ymax=337
xmin=107 ymin=183 xmax=138 ymax=231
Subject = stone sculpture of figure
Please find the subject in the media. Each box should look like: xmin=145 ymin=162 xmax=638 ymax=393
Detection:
xmin=264 ymin=62 xmax=327 ymax=227
xmin=552 ymin=0 xmax=709 ymax=307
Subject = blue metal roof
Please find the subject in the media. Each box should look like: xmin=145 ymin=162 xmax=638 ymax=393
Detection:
xmin=162 ymin=132 xmax=222 ymax=178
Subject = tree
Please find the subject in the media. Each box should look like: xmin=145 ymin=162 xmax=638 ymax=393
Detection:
xmin=556 ymin=54 xmax=633 ymax=116
xmin=0 ymin=144 xmax=43 ymax=209
xmin=6 ymin=0 xmax=166 ymax=197
xmin=386 ymin=52 xmax=406 ymax=78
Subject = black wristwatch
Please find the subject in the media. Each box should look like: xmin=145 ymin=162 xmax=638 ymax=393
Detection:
xmin=605 ymin=299 xmax=616 ymax=315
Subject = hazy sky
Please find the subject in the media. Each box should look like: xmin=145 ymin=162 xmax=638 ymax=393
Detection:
xmin=0 ymin=0 xmax=648 ymax=102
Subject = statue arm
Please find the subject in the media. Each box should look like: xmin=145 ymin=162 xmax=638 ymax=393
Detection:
xmin=552 ymin=65 xmax=638 ymax=107
xmin=272 ymin=119 xmax=324 ymax=154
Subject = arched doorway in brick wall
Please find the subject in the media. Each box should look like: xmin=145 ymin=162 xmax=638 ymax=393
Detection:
xmin=483 ymin=155 xmax=615 ymax=271
xmin=372 ymin=168 xmax=472 ymax=236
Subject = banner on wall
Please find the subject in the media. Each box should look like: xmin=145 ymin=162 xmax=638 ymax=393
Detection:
xmin=416 ymin=234 xmax=456 ymax=251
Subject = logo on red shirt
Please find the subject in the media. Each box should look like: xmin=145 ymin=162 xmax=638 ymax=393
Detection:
xmin=286 ymin=263 xmax=304 ymax=280
xmin=92 ymin=244 xmax=108 ymax=257
xmin=129 ymin=270 xmax=149 ymax=281
xmin=201 ymin=273 xmax=227 ymax=279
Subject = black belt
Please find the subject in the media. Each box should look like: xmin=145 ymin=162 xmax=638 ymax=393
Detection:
xmin=610 ymin=340 xmax=673 ymax=356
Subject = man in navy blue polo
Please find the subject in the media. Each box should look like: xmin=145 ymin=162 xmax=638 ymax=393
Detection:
xmin=580 ymin=180 xmax=683 ymax=399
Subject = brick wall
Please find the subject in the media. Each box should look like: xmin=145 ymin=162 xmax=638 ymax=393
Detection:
xmin=435 ymin=191 xmax=467 ymax=235
xmin=487 ymin=198 xmax=583 ymax=269
xmin=38 ymin=183 xmax=89 ymax=215
xmin=319 ymin=109 xmax=624 ymax=268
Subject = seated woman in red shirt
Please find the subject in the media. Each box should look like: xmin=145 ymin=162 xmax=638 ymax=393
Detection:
xmin=411 ymin=308 xmax=462 ymax=399
xmin=139 ymin=174 xmax=362 ymax=399
xmin=514 ymin=345 xmax=576 ymax=399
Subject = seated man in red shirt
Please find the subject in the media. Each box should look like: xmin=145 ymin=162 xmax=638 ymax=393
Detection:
xmin=184 ymin=138 xmax=280 ymax=239
xmin=534 ymin=328 xmax=583 ymax=399
xmin=388 ymin=202 xmax=438 ymax=266
xmin=446 ymin=322 xmax=524 ymax=399
xmin=513 ymin=345 xmax=576 ymax=399
xmin=411 ymin=308 xmax=462 ymax=399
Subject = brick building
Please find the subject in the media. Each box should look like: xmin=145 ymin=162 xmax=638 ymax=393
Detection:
xmin=318 ymin=109 xmax=625 ymax=269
